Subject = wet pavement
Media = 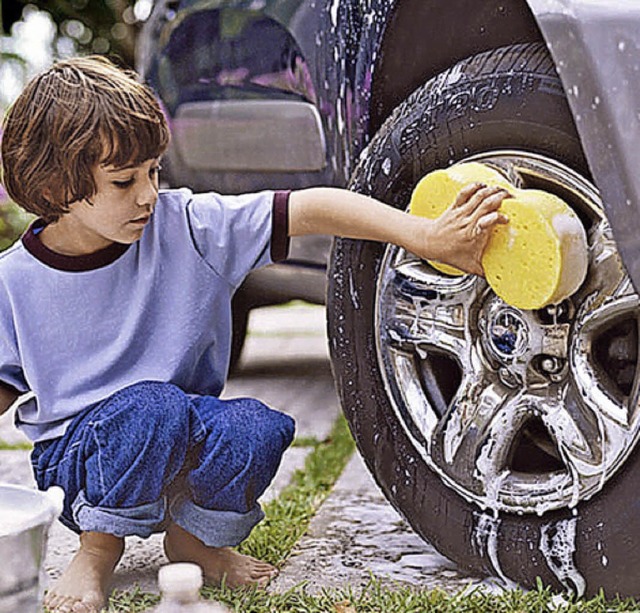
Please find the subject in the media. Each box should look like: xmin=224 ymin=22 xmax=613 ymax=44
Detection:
xmin=0 ymin=302 xmax=490 ymax=600
xmin=271 ymin=452 xmax=492 ymax=595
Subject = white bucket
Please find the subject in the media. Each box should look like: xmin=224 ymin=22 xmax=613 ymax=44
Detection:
xmin=0 ymin=484 xmax=64 ymax=613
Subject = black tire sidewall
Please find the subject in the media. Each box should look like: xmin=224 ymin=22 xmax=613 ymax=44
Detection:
xmin=328 ymin=43 xmax=640 ymax=597
xmin=229 ymin=291 xmax=251 ymax=374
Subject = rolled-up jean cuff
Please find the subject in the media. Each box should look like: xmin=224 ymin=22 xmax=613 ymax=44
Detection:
xmin=72 ymin=491 xmax=166 ymax=538
xmin=169 ymin=494 xmax=264 ymax=547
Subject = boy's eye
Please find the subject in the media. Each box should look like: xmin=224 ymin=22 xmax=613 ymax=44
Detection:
xmin=113 ymin=178 xmax=134 ymax=188
xmin=111 ymin=163 xmax=161 ymax=188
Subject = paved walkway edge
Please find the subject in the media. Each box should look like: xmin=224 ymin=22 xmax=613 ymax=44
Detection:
xmin=271 ymin=452 xmax=491 ymax=595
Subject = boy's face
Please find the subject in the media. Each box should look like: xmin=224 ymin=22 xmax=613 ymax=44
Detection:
xmin=44 ymin=158 xmax=161 ymax=255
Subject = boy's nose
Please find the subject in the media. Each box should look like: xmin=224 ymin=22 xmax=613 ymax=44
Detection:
xmin=137 ymin=180 xmax=159 ymax=207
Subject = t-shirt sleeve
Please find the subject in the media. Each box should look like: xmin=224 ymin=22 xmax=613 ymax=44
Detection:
xmin=185 ymin=189 xmax=290 ymax=288
xmin=0 ymin=310 xmax=27 ymax=397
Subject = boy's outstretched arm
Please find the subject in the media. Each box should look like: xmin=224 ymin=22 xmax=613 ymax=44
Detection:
xmin=288 ymin=184 xmax=510 ymax=276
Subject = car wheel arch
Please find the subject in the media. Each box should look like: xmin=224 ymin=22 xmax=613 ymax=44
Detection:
xmin=367 ymin=0 xmax=544 ymax=137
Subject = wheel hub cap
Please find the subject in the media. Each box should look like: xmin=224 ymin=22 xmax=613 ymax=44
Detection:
xmin=486 ymin=307 xmax=529 ymax=359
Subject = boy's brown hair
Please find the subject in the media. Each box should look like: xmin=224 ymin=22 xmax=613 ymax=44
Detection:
xmin=1 ymin=55 xmax=170 ymax=223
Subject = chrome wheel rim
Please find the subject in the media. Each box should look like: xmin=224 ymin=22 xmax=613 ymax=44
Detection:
xmin=375 ymin=151 xmax=640 ymax=514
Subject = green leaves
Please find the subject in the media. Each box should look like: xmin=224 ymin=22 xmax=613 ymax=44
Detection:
xmin=8 ymin=1 xmax=140 ymax=66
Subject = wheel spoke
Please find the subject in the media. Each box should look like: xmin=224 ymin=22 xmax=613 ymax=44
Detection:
xmin=381 ymin=258 xmax=482 ymax=363
xmin=430 ymin=370 xmax=522 ymax=495
xmin=627 ymin=317 xmax=640 ymax=421
xmin=577 ymin=219 xmax=630 ymax=311
xmin=538 ymin=391 xmax=606 ymax=507
xmin=572 ymin=294 xmax=640 ymax=425
xmin=541 ymin=388 xmax=603 ymax=470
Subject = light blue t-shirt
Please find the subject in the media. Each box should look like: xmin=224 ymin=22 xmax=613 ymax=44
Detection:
xmin=0 ymin=188 xmax=290 ymax=442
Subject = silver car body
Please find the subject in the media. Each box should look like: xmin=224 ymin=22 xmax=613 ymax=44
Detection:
xmin=528 ymin=0 xmax=640 ymax=290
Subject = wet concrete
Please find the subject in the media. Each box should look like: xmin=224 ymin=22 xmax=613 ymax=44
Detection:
xmin=272 ymin=452 xmax=491 ymax=595
xmin=0 ymin=302 xmax=490 ymax=600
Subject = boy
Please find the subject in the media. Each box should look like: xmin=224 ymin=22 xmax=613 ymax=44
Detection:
xmin=0 ymin=56 xmax=508 ymax=613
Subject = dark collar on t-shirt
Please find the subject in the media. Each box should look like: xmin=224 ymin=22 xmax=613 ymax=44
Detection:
xmin=22 ymin=219 xmax=130 ymax=272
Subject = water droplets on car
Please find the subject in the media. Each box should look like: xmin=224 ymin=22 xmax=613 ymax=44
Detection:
xmin=348 ymin=270 xmax=361 ymax=310
xmin=329 ymin=0 xmax=340 ymax=27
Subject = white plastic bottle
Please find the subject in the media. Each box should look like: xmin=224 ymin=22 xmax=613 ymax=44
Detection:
xmin=150 ymin=563 xmax=230 ymax=612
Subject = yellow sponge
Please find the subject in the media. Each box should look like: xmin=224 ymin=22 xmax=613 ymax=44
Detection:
xmin=409 ymin=162 xmax=589 ymax=310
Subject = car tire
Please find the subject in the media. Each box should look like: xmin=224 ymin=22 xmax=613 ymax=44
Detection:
xmin=328 ymin=42 xmax=640 ymax=597
xmin=229 ymin=291 xmax=251 ymax=374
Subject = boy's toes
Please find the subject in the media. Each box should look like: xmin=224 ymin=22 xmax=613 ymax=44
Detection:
xmin=43 ymin=594 xmax=72 ymax=613
xmin=254 ymin=560 xmax=276 ymax=571
xmin=251 ymin=563 xmax=279 ymax=587
xmin=44 ymin=593 xmax=102 ymax=613
xmin=254 ymin=573 xmax=274 ymax=588
xmin=43 ymin=592 xmax=64 ymax=611
xmin=71 ymin=599 xmax=101 ymax=613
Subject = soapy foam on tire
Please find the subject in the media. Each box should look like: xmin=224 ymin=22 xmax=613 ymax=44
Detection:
xmin=539 ymin=518 xmax=586 ymax=596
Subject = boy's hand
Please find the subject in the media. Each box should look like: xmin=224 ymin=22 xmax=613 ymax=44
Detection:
xmin=423 ymin=183 xmax=510 ymax=276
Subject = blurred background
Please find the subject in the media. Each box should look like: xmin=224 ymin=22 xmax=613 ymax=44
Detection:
xmin=0 ymin=0 xmax=152 ymax=248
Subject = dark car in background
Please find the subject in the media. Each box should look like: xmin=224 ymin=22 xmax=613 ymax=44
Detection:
xmin=137 ymin=0 xmax=640 ymax=598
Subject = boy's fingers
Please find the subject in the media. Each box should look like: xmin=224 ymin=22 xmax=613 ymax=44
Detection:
xmin=460 ymin=185 xmax=507 ymax=213
xmin=477 ymin=211 xmax=498 ymax=229
xmin=477 ymin=210 xmax=509 ymax=230
xmin=470 ymin=189 xmax=511 ymax=221
xmin=452 ymin=182 xmax=486 ymax=208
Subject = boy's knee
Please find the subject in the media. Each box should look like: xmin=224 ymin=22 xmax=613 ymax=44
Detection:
xmin=222 ymin=398 xmax=295 ymax=455
xmin=84 ymin=382 xmax=198 ymax=500
xmin=269 ymin=407 xmax=295 ymax=449
xmin=190 ymin=399 xmax=296 ymax=510
xmin=89 ymin=381 xmax=194 ymax=451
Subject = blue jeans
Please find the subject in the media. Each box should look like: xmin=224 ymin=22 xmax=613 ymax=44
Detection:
xmin=30 ymin=381 xmax=295 ymax=547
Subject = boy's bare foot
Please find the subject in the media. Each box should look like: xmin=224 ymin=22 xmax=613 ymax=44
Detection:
xmin=43 ymin=532 xmax=124 ymax=613
xmin=164 ymin=522 xmax=278 ymax=588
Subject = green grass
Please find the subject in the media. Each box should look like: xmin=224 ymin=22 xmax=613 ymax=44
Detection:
xmin=0 ymin=438 xmax=32 ymax=450
xmin=205 ymin=579 xmax=640 ymax=613
xmin=196 ymin=580 xmax=640 ymax=612
xmin=101 ymin=416 xmax=640 ymax=612
xmin=107 ymin=577 xmax=640 ymax=612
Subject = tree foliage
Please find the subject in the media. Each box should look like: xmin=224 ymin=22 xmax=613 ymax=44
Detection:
xmin=4 ymin=0 xmax=141 ymax=67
